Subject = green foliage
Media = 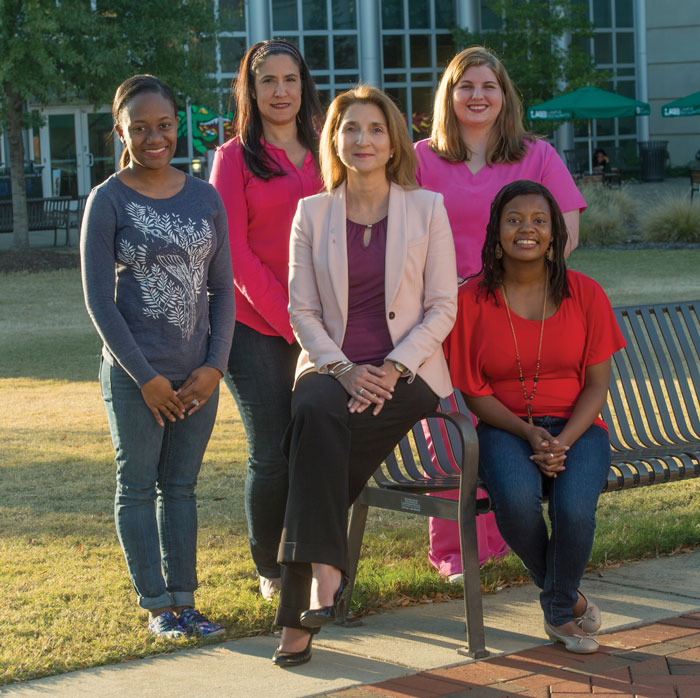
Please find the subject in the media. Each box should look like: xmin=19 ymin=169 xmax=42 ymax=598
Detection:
xmin=641 ymin=195 xmax=700 ymax=243
xmin=578 ymin=184 xmax=639 ymax=246
xmin=0 ymin=0 xmax=218 ymax=249
xmin=452 ymin=0 xmax=603 ymax=134
xmin=0 ymin=0 xmax=218 ymax=118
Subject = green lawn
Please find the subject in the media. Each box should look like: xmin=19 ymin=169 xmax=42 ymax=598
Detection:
xmin=1 ymin=249 xmax=699 ymax=684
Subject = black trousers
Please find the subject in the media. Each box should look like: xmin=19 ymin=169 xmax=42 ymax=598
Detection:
xmin=274 ymin=371 xmax=438 ymax=629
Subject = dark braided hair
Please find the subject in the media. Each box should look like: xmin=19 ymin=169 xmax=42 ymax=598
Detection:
xmin=112 ymin=75 xmax=177 ymax=169
xmin=473 ymin=179 xmax=570 ymax=306
xmin=233 ymin=40 xmax=322 ymax=180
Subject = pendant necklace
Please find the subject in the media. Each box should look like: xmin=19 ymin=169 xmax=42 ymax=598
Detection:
xmin=363 ymin=223 xmax=372 ymax=248
xmin=501 ymin=275 xmax=548 ymax=426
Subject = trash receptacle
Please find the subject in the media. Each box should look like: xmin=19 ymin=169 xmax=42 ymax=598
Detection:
xmin=638 ymin=140 xmax=669 ymax=182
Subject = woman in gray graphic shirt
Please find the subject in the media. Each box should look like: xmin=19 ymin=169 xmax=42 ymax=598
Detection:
xmin=80 ymin=75 xmax=235 ymax=640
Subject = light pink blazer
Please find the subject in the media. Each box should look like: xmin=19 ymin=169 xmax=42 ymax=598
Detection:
xmin=288 ymin=181 xmax=458 ymax=398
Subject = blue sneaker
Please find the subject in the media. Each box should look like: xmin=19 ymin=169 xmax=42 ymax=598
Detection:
xmin=148 ymin=611 xmax=188 ymax=640
xmin=178 ymin=608 xmax=225 ymax=638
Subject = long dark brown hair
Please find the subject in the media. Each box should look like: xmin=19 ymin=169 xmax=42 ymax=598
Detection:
xmin=474 ymin=180 xmax=570 ymax=305
xmin=233 ymin=40 xmax=322 ymax=180
xmin=112 ymin=75 xmax=177 ymax=169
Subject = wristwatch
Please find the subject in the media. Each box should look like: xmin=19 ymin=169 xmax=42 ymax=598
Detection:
xmin=392 ymin=361 xmax=410 ymax=377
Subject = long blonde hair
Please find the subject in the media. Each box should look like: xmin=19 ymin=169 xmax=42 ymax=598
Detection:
xmin=320 ymin=85 xmax=417 ymax=191
xmin=430 ymin=46 xmax=533 ymax=165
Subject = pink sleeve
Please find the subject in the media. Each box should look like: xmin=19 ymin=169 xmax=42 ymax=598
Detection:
xmin=536 ymin=140 xmax=587 ymax=215
xmin=209 ymin=144 xmax=294 ymax=343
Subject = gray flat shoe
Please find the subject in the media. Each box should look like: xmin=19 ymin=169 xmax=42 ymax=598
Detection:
xmin=259 ymin=575 xmax=282 ymax=602
xmin=544 ymin=621 xmax=599 ymax=654
xmin=573 ymin=590 xmax=601 ymax=634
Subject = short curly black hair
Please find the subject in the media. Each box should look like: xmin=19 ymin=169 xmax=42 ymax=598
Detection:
xmin=473 ymin=179 xmax=570 ymax=306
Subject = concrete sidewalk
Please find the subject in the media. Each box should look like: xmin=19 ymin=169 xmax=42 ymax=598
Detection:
xmin=3 ymin=550 xmax=699 ymax=697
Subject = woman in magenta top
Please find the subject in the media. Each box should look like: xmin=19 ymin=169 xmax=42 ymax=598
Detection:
xmin=415 ymin=46 xmax=587 ymax=581
xmin=209 ymin=40 xmax=323 ymax=601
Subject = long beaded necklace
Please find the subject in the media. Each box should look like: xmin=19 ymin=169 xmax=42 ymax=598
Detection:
xmin=501 ymin=275 xmax=548 ymax=426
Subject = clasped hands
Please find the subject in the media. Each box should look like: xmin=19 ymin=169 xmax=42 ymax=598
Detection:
xmin=337 ymin=361 xmax=401 ymax=416
xmin=140 ymin=366 xmax=223 ymax=426
xmin=526 ymin=425 xmax=569 ymax=478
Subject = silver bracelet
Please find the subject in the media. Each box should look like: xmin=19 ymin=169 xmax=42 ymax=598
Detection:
xmin=332 ymin=363 xmax=355 ymax=379
xmin=327 ymin=360 xmax=353 ymax=377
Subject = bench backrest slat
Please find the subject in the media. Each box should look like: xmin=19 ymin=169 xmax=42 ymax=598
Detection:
xmin=631 ymin=307 xmax=687 ymax=444
xmin=648 ymin=305 xmax=700 ymax=441
xmin=607 ymin=311 xmax=658 ymax=449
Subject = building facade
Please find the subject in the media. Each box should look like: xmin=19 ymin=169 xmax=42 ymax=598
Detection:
xmin=1 ymin=0 xmax=698 ymax=199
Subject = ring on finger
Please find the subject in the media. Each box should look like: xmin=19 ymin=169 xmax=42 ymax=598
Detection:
xmin=192 ymin=398 xmax=200 ymax=407
xmin=548 ymin=452 xmax=553 ymax=458
xmin=357 ymin=388 xmax=365 ymax=397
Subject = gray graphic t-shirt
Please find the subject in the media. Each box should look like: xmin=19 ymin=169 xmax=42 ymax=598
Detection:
xmin=81 ymin=174 xmax=235 ymax=387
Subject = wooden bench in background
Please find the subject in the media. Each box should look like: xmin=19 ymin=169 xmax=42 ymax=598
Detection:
xmin=340 ymin=300 xmax=700 ymax=658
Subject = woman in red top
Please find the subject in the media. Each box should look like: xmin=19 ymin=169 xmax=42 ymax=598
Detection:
xmin=445 ymin=180 xmax=625 ymax=654
xmin=209 ymin=40 xmax=323 ymax=601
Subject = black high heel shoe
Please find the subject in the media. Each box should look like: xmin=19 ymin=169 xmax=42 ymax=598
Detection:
xmin=299 ymin=574 xmax=349 ymax=629
xmin=272 ymin=632 xmax=313 ymax=667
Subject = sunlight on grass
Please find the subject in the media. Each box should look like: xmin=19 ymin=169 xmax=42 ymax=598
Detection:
xmin=1 ymin=254 xmax=699 ymax=684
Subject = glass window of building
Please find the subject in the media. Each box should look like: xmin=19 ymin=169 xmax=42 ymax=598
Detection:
xmin=382 ymin=0 xmax=456 ymax=141
xmin=272 ymin=0 xmax=360 ymax=105
xmin=584 ymin=0 xmax=638 ymax=157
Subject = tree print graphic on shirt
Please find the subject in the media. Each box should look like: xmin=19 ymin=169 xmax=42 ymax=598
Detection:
xmin=119 ymin=202 xmax=213 ymax=340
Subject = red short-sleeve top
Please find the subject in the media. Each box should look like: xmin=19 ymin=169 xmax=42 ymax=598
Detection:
xmin=444 ymin=270 xmax=625 ymax=428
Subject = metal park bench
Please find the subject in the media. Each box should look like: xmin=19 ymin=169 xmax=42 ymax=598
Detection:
xmin=0 ymin=197 xmax=85 ymax=245
xmin=340 ymin=300 xmax=700 ymax=658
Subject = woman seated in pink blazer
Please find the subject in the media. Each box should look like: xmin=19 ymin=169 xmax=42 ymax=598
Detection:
xmin=272 ymin=85 xmax=458 ymax=667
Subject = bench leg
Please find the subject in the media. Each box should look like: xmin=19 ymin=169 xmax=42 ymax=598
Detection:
xmin=457 ymin=442 xmax=489 ymax=658
xmin=336 ymin=497 xmax=368 ymax=627
xmin=457 ymin=498 xmax=488 ymax=658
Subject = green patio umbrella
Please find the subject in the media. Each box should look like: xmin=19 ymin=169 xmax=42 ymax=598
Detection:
xmin=527 ymin=86 xmax=651 ymax=173
xmin=661 ymin=91 xmax=700 ymax=118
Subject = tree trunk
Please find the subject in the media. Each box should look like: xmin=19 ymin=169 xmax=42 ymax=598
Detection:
xmin=4 ymin=82 xmax=30 ymax=251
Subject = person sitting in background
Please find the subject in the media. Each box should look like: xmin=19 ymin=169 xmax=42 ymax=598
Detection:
xmin=592 ymin=148 xmax=610 ymax=173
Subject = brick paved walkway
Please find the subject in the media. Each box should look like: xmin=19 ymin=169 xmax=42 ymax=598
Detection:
xmin=325 ymin=613 xmax=700 ymax=698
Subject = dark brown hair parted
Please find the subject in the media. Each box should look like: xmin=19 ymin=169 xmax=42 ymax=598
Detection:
xmin=233 ymin=40 xmax=322 ymax=180
xmin=475 ymin=179 xmax=570 ymax=306
xmin=430 ymin=46 xmax=534 ymax=165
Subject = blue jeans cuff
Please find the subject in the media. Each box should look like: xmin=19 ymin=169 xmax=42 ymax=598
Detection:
xmin=138 ymin=592 xmax=175 ymax=611
xmin=171 ymin=591 xmax=196 ymax=608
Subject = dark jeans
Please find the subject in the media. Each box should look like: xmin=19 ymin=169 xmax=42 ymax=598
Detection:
xmin=224 ymin=322 xmax=299 ymax=579
xmin=100 ymin=360 xmax=218 ymax=610
xmin=477 ymin=417 xmax=611 ymax=626
xmin=275 ymin=372 xmax=438 ymax=630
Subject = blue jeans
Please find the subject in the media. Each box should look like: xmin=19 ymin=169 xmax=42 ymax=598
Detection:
xmin=224 ymin=322 xmax=299 ymax=578
xmin=477 ymin=417 xmax=611 ymax=626
xmin=100 ymin=360 xmax=218 ymax=610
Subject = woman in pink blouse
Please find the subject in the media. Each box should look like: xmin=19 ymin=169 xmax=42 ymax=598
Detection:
xmin=209 ymin=40 xmax=323 ymax=601
xmin=415 ymin=46 xmax=586 ymax=583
